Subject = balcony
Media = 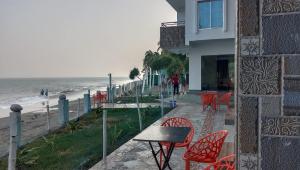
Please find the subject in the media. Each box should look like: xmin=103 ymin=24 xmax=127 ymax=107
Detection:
xmin=160 ymin=21 xmax=185 ymax=51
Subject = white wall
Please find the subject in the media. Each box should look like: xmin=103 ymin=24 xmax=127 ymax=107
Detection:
xmin=189 ymin=55 xmax=202 ymax=90
xmin=185 ymin=0 xmax=236 ymax=45
xmin=189 ymin=39 xmax=235 ymax=56
xmin=188 ymin=39 xmax=235 ymax=90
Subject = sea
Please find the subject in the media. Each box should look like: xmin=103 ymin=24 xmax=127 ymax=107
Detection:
xmin=0 ymin=77 xmax=130 ymax=118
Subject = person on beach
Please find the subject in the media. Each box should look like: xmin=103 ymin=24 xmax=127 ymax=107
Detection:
xmin=40 ymin=89 xmax=44 ymax=96
xmin=171 ymin=74 xmax=179 ymax=95
xmin=44 ymin=89 xmax=48 ymax=97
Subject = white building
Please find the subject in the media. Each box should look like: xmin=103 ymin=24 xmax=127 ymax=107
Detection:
xmin=160 ymin=0 xmax=236 ymax=92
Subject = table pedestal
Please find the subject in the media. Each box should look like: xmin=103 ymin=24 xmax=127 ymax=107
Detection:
xmin=149 ymin=142 xmax=175 ymax=170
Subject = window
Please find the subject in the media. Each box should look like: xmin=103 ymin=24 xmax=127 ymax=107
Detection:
xmin=198 ymin=0 xmax=223 ymax=29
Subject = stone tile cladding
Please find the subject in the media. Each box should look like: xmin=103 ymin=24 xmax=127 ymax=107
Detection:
xmin=241 ymin=37 xmax=260 ymax=56
xmin=261 ymin=137 xmax=300 ymax=170
xmin=261 ymin=116 xmax=300 ymax=136
xmin=238 ymin=0 xmax=300 ymax=169
xmin=239 ymin=97 xmax=258 ymax=153
xmin=263 ymin=0 xmax=300 ymax=14
xmin=160 ymin=26 xmax=185 ymax=49
xmin=261 ymin=96 xmax=281 ymax=116
xmin=240 ymin=57 xmax=281 ymax=95
xmin=284 ymin=77 xmax=300 ymax=91
xmin=284 ymin=55 xmax=300 ymax=75
xmin=239 ymin=153 xmax=258 ymax=170
xmin=239 ymin=0 xmax=259 ymax=36
xmin=284 ymin=78 xmax=300 ymax=116
xmin=262 ymin=14 xmax=300 ymax=55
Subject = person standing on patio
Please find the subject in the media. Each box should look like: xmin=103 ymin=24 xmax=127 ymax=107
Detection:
xmin=172 ymin=74 xmax=179 ymax=95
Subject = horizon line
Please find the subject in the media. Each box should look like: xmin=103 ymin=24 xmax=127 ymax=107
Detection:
xmin=0 ymin=76 xmax=129 ymax=79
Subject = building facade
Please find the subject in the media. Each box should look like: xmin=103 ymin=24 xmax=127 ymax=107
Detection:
xmin=160 ymin=0 xmax=236 ymax=92
xmin=161 ymin=0 xmax=300 ymax=169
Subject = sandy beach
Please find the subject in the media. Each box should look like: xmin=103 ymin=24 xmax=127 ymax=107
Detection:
xmin=0 ymin=79 xmax=138 ymax=158
xmin=0 ymin=98 xmax=85 ymax=157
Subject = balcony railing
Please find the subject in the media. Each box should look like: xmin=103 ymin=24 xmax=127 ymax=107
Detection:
xmin=160 ymin=21 xmax=185 ymax=50
xmin=161 ymin=21 xmax=185 ymax=27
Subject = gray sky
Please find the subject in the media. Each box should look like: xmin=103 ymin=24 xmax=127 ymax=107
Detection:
xmin=0 ymin=0 xmax=176 ymax=78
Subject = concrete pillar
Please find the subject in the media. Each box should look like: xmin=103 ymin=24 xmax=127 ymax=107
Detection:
xmin=87 ymin=89 xmax=91 ymax=110
xmin=83 ymin=93 xmax=91 ymax=114
xmin=77 ymin=98 xmax=80 ymax=120
xmin=8 ymin=104 xmax=22 ymax=170
xmin=58 ymin=95 xmax=69 ymax=125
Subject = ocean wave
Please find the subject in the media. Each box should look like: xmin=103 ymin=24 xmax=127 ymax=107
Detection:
xmin=0 ymin=96 xmax=48 ymax=109
xmin=59 ymin=89 xmax=75 ymax=94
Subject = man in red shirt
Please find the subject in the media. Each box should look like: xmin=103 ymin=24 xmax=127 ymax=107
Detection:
xmin=172 ymin=74 xmax=179 ymax=95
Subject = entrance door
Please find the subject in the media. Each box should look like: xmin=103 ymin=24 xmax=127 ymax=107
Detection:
xmin=217 ymin=60 xmax=229 ymax=90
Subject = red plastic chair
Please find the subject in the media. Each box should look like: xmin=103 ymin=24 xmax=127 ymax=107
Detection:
xmin=183 ymin=130 xmax=228 ymax=170
xmin=216 ymin=92 xmax=232 ymax=112
xmin=160 ymin=117 xmax=195 ymax=166
xmin=99 ymin=91 xmax=107 ymax=102
xmin=200 ymin=92 xmax=217 ymax=111
xmin=204 ymin=154 xmax=235 ymax=170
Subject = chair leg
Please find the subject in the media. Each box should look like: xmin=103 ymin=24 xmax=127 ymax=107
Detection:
xmin=185 ymin=160 xmax=190 ymax=170
xmin=159 ymin=150 xmax=163 ymax=168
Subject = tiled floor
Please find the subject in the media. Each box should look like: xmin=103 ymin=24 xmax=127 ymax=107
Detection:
xmin=90 ymin=94 xmax=235 ymax=170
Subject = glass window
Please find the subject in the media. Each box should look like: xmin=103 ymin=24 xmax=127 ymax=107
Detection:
xmin=198 ymin=1 xmax=211 ymax=29
xmin=198 ymin=0 xmax=223 ymax=29
xmin=211 ymin=0 xmax=223 ymax=27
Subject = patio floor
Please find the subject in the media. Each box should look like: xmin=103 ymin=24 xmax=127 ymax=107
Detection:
xmin=90 ymin=94 xmax=235 ymax=170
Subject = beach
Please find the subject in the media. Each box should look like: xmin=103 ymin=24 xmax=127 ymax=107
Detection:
xmin=0 ymin=77 xmax=130 ymax=118
xmin=0 ymin=77 xmax=132 ymax=157
xmin=0 ymin=98 xmax=87 ymax=157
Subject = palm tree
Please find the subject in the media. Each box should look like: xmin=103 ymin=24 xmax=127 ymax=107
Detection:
xmin=143 ymin=50 xmax=155 ymax=89
xmin=129 ymin=68 xmax=142 ymax=131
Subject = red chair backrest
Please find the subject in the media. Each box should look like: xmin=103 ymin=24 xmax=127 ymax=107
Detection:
xmin=185 ymin=130 xmax=228 ymax=162
xmin=219 ymin=92 xmax=232 ymax=103
xmin=161 ymin=117 xmax=194 ymax=145
xmin=201 ymin=93 xmax=217 ymax=105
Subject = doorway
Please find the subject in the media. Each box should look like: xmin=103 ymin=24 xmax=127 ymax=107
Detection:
xmin=201 ymin=55 xmax=234 ymax=91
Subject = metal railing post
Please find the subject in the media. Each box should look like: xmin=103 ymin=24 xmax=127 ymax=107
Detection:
xmin=46 ymin=102 xmax=50 ymax=131
xmin=102 ymin=110 xmax=107 ymax=167
xmin=160 ymin=74 xmax=164 ymax=117
xmin=135 ymin=82 xmax=142 ymax=131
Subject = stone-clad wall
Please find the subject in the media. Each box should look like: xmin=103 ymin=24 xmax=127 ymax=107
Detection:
xmin=237 ymin=0 xmax=300 ymax=169
xmin=160 ymin=26 xmax=185 ymax=50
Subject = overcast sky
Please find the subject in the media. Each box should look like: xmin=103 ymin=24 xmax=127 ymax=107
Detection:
xmin=0 ymin=0 xmax=176 ymax=78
